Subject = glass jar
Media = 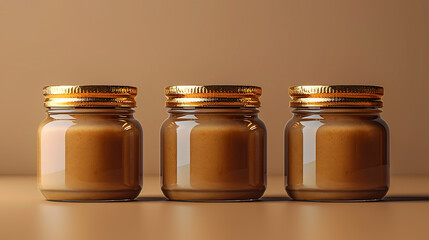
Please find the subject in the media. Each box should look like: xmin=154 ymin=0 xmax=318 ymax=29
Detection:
xmin=38 ymin=85 xmax=143 ymax=201
xmin=285 ymin=85 xmax=389 ymax=201
xmin=161 ymin=85 xmax=267 ymax=201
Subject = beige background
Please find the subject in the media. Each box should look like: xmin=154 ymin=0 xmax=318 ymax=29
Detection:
xmin=0 ymin=0 xmax=428 ymax=176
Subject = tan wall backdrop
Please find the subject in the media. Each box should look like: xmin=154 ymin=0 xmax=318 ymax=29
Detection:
xmin=0 ymin=0 xmax=428 ymax=175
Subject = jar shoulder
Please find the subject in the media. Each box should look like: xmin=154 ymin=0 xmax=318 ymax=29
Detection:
xmin=285 ymin=115 xmax=389 ymax=135
xmin=161 ymin=115 xmax=266 ymax=133
xmin=39 ymin=115 xmax=142 ymax=135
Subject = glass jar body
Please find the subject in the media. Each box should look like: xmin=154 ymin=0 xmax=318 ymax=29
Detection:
xmin=161 ymin=108 xmax=267 ymax=201
xmin=284 ymin=108 xmax=389 ymax=201
xmin=38 ymin=108 xmax=143 ymax=201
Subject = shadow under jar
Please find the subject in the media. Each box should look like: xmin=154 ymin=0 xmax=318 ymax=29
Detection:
xmin=285 ymin=85 xmax=390 ymax=201
xmin=161 ymin=85 xmax=267 ymax=201
xmin=38 ymin=85 xmax=143 ymax=201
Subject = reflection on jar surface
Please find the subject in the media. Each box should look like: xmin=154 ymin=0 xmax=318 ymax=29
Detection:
xmin=285 ymin=86 xmax=390 ymax=201
xmin=161 ymin=85 xmax=266 ymax=201
xmin=38 ymin=86 xmax=142 ymax=201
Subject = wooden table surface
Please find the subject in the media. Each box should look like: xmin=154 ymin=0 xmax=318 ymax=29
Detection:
xmin=1 ymin=175 xmax=428 ymax=240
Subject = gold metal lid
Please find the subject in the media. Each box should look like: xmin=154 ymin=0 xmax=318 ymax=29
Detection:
xmin=43 ymin=85 xmax=137 ymax=107
xmin=289 ymin=85 xmax=384 ymax=107
xmin=165 ymin=85 xmax=262 ymax=107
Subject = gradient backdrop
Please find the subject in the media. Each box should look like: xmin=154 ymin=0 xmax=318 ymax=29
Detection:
xmin=0 ymin=0 xmax=428 ymax=176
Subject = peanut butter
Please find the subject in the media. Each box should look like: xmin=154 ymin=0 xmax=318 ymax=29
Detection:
xmin=285 ymin=85 xmax=390 ymax=201
xmin=38 ymin=85 xmax=142 ymax=201
xmin=161 ymin=85 xmax=266 ymax=201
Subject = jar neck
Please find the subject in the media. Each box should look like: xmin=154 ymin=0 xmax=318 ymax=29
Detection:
xmin=46 ymin=107 xmax=135 ymax=116
xmin=292 ymin=107 xmax=382 ymax=117
xmin=167 ymin=107 xmax=260 ymax=116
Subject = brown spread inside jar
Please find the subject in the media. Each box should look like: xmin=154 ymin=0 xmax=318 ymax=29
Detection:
xmin=161 ymin=85 xmax=266 ymax=201
xmin=38 ymin=85 xmax=142 ymax=201
xmin=285 ymin=85 xmax=389 ymax=201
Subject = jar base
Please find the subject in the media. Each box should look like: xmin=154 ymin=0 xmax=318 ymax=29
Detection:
xmin=162 ymin=188 xmax=265 ymax=201
xmin=40 ymin=189 xmax=141 ymax=202
xmin=286 ymin=187 xmax=388 ymax=202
